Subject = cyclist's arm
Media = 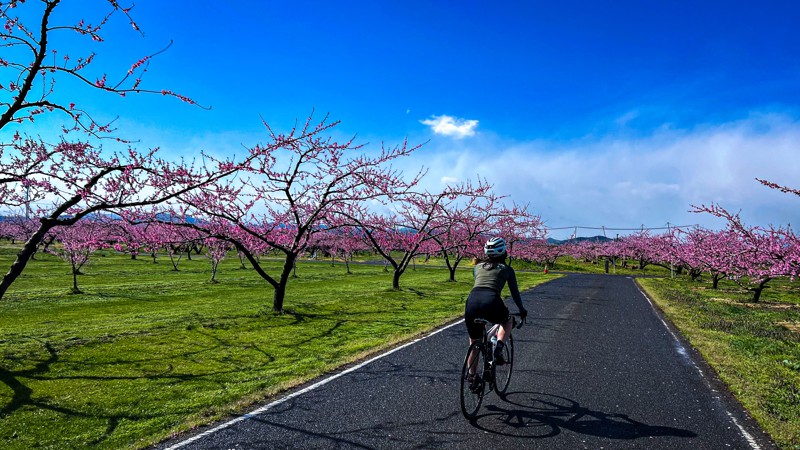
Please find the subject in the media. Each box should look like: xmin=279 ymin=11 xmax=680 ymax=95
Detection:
xmin=506 ymin=268 xmax=527 ymax=315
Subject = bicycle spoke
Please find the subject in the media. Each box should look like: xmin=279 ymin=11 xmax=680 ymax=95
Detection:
xmin=460 ymin=342 xmax=486 ymax=419
xmin=494 ymin=335 xmax=514 ymax=395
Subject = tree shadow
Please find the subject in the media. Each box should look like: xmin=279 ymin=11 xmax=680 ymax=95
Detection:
xmin=217 ymin=399 xmax=473 ymax=450
xmin=0 ymin=333 xmax=272 ymax=447
xmin=471 ymin=391 xmax=697 ymax=440
xmin=0 ymin=338 xmax=57 ymax=417
xmin=0 ymin=339 xmax=158 ymax=446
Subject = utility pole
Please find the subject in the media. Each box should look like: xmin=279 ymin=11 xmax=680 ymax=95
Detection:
xmin=667 ymin=222 xmax=674 ymax=278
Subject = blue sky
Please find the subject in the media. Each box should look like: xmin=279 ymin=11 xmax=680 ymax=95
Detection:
xmin=7 ymin=1 xmax=800 ymax=239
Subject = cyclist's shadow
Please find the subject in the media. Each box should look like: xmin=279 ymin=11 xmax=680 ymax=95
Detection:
xmin=470 ymin=391 xmax=697 ymax=441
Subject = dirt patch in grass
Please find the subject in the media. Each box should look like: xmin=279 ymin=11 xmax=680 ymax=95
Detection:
xmin=777 ymin=321 xmax=800 ymax=336
xmin=708 ymin=297 xmax=800 ymax=311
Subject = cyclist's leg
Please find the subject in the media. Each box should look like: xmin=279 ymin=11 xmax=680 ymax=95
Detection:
xmin=486 ymin=298 xmax=512 ymax=345
xmin=485 ymin=301 xmax=512 ymax=363
xmin=495 ymin=316 xmax=514 ymax=344
xmin=464 ymin=289 xmax=491 ymax=374
xmin=466 ymin=337 xmax=481 ymax=377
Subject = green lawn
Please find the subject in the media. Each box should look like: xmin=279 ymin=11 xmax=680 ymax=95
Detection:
xmin=0 ymin=246 xmax=554 ymax=449
xmin=9 ymin=245 xmax=795 ymax=448
xmin=637 ymin=275 xmax=800 ymax=449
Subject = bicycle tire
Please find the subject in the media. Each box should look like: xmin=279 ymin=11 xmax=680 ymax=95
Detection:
xmin=460 ymin=341 xmax=486 ymax=419
xmin=494 ymin=334 xmax=513 ymax=395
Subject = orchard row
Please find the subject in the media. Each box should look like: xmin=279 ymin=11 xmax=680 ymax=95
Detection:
xmin=1 ymin=1 xmax=798 ymax=311
xmin=2 ymin=193 xmax=797 ymax=306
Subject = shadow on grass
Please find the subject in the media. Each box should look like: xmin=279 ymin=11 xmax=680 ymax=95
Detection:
xmin=0 ymin=338 xmax=56 ymax=417
xmin=0 ymin=339 xmax=158 ymax=446
xmin=0 ymin=333 xmax=275 ymax=447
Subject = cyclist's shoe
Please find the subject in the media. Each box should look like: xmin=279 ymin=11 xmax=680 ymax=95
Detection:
xmin=493 ymin=340 xmax=506 ymax=365
xmin=470 ymin=381 xmax=483 ymax=394
xmin=467 ymin=373 xmax=482 ymax=393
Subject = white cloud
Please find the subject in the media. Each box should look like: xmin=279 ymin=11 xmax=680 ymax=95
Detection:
xmin=440 ymin=176 xmax=459 ymax=185
xmin=614 ymin=110 xmax=639 ymax=127
xmin=420 ymin=115 xmax=478 ymax=139
xmin=409 ymin=114 xmax=800 ymax=239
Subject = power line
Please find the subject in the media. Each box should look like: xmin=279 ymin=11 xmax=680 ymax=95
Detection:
xmin=544 ymin=224 xmax=698 ymax=231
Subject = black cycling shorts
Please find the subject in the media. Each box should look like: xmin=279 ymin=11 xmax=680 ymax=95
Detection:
xmin=464 ymin=287 xmax=511 ymax=340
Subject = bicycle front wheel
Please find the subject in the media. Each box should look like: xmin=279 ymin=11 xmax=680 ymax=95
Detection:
xmin=460 ymin=341 xmax=486 ymax=419
xmin=494 ymin=334 xmax=514 ymax=395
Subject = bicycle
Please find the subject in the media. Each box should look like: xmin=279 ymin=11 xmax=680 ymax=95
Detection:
xmin=460 ymin=312 xmax=525 ymax=419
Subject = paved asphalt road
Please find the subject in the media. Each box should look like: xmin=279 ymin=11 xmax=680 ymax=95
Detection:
xmin=157 ymin=273 xmax=777 ymax=450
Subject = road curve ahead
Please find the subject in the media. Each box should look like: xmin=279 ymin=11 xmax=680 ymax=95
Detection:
xmin=157 ymin=273 xmax=776 ymax=450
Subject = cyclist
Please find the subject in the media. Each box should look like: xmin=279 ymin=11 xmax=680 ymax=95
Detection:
xmin=465 ymin=237 xmax=528 ymax=369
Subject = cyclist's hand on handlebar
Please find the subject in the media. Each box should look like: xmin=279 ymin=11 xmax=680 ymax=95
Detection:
xmin=515 ymin=310 xmax=527 ymax=328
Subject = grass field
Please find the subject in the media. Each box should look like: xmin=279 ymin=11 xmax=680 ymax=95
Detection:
xmin=3 ymin=243 xmax=798 ymax=449
xmin=0 ymin=246 xmax=553 ymax=449
xmin=637 ymin=275 xmax=800 ymax=449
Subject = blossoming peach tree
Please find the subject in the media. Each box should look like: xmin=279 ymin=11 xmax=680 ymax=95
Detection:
xmin=170 ymin=115 xmax=423 ymax=312
xmin=0 ymin=0 xmax=200 ymax=134
xmin=0 ymin=0 xmax=245 ymax=299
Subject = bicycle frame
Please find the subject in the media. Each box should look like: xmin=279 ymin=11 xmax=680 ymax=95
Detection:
xmin=486 ymin=323 xmax=503 ymax=344
xmin=460 ymin=313 xmax=524 ymax=419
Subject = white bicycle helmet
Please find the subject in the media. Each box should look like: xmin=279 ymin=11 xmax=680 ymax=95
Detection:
xmin=484 ymin=237 xmax=507 ymax=257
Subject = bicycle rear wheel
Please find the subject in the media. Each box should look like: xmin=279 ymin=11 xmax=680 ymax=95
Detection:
xmin=494 ymin=334 xmax=513 ymax=395
xmin=460 ymin=341 xmax=486 ymax=419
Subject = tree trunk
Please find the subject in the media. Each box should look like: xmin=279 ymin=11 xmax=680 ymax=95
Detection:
xmin=442 ymin=254 xmax=457 ymax=282
xmin=71 ymin=264 xmax=81 ymax=294
xmin=712 ymin=273 xmax=722 ymax=289
xmin=168 ymin=252 xmax=180 ymax=271
xmin=751 ymin=279 xmax=770 ymax=303
xmin=273 ymin=254 xmax=296 ymax=312
xmin=0 ymin=223 xmax=51 ymax=299
xmin=752 ymin=286 xmax=763 ymax=303
xmin=273 ymin=283 xmax=287 ymax=313
xmin=446 ymin=256 xmax=463 ymax=282
xmin=392 ymin=268 xmax=403 ymax=289
xmin=210 ymin=262 xmax=219 ymax=283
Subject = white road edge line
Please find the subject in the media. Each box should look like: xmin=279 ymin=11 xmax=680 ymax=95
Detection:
xmin=633 ymin=279 xmax=762 ymax=450
xmin=163 ymin=318 xmax=466 ymax=450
